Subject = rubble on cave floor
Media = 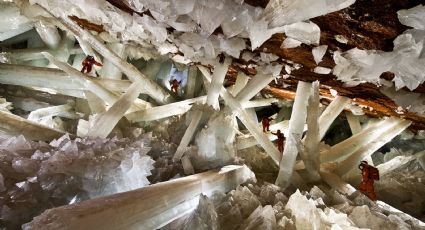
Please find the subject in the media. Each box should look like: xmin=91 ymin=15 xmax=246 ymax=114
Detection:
xmin=165 ymin=183 xmax=425 ymax=230
xmin=0 ymin=129 xmax=186 ymax=228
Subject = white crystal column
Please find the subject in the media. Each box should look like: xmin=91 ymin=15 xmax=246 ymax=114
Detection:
xmin=334 ymin=118 xmax=411 ymax=176
xmin=43 ymin=52 xmax=121 ymax=105
xmin=173 ymin=110 xmax=203 ymax=160
xmin=0 ymin=3 xmax=33 ymax=41
xmin=300 ymin=81 xmax=321 ymax=181
xmin=242 ymin=98 xmax=279 ymax=109
xmin=0 ymin=64 xmax=133 ymax=94
xmin=26 ymin=165 xmax=254 ymax=230
xmin=318 ymin=96 xmax=351 ymax=140
xmin=345 ymin=111 xmax=374 ymax=167
xmin=101 ymin=43 xmax=126 ymax=80
xmin=52 ymin=14 xmax=173 ymax=104
xmin=84 ymin=91 xmax=106 ymax=114
xmin=9 ymin=46 xmax=83 ymax=62
xmin=320 ymin=171 xmax=357 ymax=196
xmin=88 ymin=81 xmax=145 ymax=138
xmin=246 ymin=108 xmax=259 ymax=123
xmin=207 ymin=58 xmax=232 ymax=110
xmin=321 ymin=118 xmax=396 ymax=163
xmin=230 ymin=72 xmax=250 ymax=96
xmin=199 ymin=66 xmax=282 ymax=165
xmin=185 ymin=66 xmax=198 ymax=99
xmin=275 ymin=81 xmax=311 ymax=188
xmin=345 ymin=112 xmax=362 ymax=135
xmin=345 ymin=155 xmax=416 ymax=184
xmin=28 ymin=104 xmax=73 ymax=121
xmin=235 ymin=74 xmax=275 ymax=103
xmin=34 ymin=20 xmax=61 ymax=49
xmin=0 ymin=111 xmax=64 ymax=141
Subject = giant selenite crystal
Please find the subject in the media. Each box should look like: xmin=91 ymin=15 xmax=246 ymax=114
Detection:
xmin=300 ymin=81 xmax=321 ymax=182
xmin=263 ymin=0 xmax=356 ymax=27
xmin=206 ymin=57 xmax=231 ymax=110
xmin=275 ymin=81 xmax=311 ymax=188
xmin=26 ymin=165 xmax=254 ymax=230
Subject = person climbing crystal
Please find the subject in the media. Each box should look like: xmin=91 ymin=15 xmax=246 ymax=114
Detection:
xmin=169 ymin=79 xmax=182 ymax=93
xmin=271 ymin=129 xmax=285 ymax=152
xmin=81 ymin=55 xmax=102 ymax=74
xmin=358 ymin=160 xmax=379 ymax=201
xmin=262 ymin=116 xmax=274 ymax=132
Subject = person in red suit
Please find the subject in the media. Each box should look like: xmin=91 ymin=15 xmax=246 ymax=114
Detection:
xmin=271 ymin=129 xmax=285 ymax=153
xmin=262 ymin=116 xmax=274 ymax=132
xmin=169 ymin=79 xmax=182 ymax=93
xmin=358 ymin=161 xmax=379 ymax=201
xmin=81 ymin=55 xmax=102 ymax=74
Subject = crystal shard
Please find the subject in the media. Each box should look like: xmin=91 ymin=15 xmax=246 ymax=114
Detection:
xmin=275 ymin=81 xmax=311 ymax=188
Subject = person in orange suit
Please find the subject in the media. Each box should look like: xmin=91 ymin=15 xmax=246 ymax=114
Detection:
xmin=358 ymin=161 xmax=379 ymax=201
xmin=169 ymin=79 xmax=181 ymax=93
xmin=271 ymin=129 xmax=285 ymax=152
xmin=262 ymin=116 xmax=274 ymax=132
xmin=81 ymin=55 xmax=103 ymax=74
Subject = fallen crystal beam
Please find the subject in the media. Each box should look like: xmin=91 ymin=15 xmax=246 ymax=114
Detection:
xmin=25 ymin=165 xmax=255 ymax=230
xmin=199 ymin=66 xmax=282 ymax=166
xmin=88 ymin=81 xmax=145 ymax=138
xmin=320 ymin=170 xmax=357 ymax=196
xmin=42 ymin=53 xmax=121 ymax=105
xmin=333 ymin=118 xmax=411 ymax=176
xmin=125 ymin=96 xmax=207 ymax=122
xmin=85 ymin=91 xmax=106 ymax=114
xmin=34 ymin=20 xmax=61 ymax=49
xmin=9 ymin=45 xmax=83 ymax=61
xmin=300 ymin=81 xmax=321 ymax=181
xmin=100 ymin=43 xmax=126 ymax=80
xmin=235 ymin=74 xmax=275 ymax=103
xmin=345 ymin=111 xmax=374 ymax=169
xmin=344 ymin=155 xmax=416 ymax=184
xmin=0 ymin=64 xmax=133 ymax=94
xmin=275 ymin=81 xmax=311 ymax=188
xmin=321 ymin=118 xmax=398 ymax=163
xmin=173 ymin=110 xmax=203 ymax=160
xmin=242 ymin=98 xmax=279 ymax=109
xmin=236 ymin=120 xmax=290 ymax=150
xmin=0 ymin=111 xmax=64 ymax=141
xmin=206 ymin=58 xmax=232 ymax=110
xmin=318 ymin=96 xmax=350 ymax=140
xmin=54 ymin=14 xmax=173 ymax=104
xmin=42 ymin=53 xmax=148 ymax=111
xmin=28 ymin=103 xmax=74 ymax=122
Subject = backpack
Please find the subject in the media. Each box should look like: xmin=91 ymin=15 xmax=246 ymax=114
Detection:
xmin=368 ymin=165 xmax=380 ymax=181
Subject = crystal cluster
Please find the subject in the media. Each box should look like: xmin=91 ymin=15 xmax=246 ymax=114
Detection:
xmin=167 ymin=184 xmax=424 ymax=230
xmin=332 ymin=5 xmax=425 ymax=91
xmin=0 ymin=133 xmax=154 ymax=228
xmin=25 ymin=0 xmax=356 ymax=65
